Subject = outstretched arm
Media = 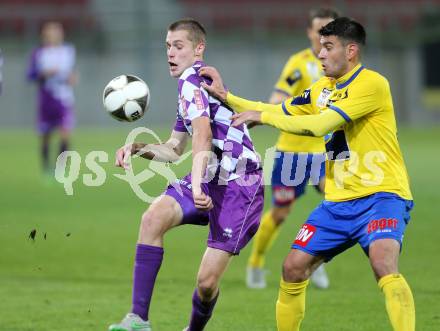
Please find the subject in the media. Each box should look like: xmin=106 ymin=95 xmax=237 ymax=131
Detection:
xmin=231 ymin=109 xmax=346 ymax=137
xmin=115 ymin=130 xmax=189 ymax=169
xmin=199 ymin=66 xmax=284 ymax=114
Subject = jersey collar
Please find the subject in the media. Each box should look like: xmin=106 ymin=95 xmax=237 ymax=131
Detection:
xmin=193 ymin=60 xmax=205 ymax=68
xmin=335 ymin=64 xmax=364 ymax=89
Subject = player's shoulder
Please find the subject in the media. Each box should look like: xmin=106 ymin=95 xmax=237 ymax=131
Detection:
xmin=355 ymin=67 xmax=390 ymax=93
xmin=62 ymin=42 xmax=76 ymax=51
xmin=179 ymin=61 xmax=206 ymax=86
xmin=180 ymin=65 xmax=198 ymax=81
xmin=360 ymin=67 xmax=388 ymax=84
xmin=286 ymin=48 xmax=311 ymax=65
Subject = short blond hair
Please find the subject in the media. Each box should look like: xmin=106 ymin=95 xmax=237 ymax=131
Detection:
xmin=168 ymin=18 xmax=206 ymax=47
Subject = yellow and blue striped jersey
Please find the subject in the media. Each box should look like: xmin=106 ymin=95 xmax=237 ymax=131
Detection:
xmin=279 ymin=64 xmax=412 ymax=201
xmin=273 ymin=48 xmax=324 ymax=153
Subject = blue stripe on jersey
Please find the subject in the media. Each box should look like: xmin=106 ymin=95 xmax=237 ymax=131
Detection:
xmin=290 ymin=89 xmax=311 ymax=105
xmin=282 ymin=101 xmax=291 ymax=115
xmin=336 ymin=66 xmax=364 ymax=89
xmin=329 ymin=105 xmax=352 ymax=122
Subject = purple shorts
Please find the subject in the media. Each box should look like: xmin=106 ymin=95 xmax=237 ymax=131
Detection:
xmin=164 ymin=170 xmax=264 ymax=255
xmin=38 ymin=107 xmax=74 ymax=134
xmin=37 ymin=93 xmax=75 ymax=134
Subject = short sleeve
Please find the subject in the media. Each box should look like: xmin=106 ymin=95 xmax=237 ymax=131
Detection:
xmin=173 ymin=113 xmax=187 ymax=132
xmin=178 ymin=73 xmax=210 ymax=121
xmin=282 ymin=88 xmax=314 ymax=116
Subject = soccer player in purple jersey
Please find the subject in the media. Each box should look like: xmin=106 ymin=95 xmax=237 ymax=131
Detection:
xmin=109 ymin=18 xmax=264 ymax=331
xmin=27 ymin=21 xmax=76 ymax=174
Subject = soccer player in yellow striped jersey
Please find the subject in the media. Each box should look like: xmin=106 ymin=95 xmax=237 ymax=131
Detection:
xmin=200 ymin=17 xmax=415 ymax=331
xmin=246 ymin=8 xmax=339 ymax=291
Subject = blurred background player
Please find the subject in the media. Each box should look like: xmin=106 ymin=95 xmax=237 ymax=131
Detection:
xmin=246 ymin=8 xmax=339 ymax=290
xmin=27 ymin=21 xmax=76 ymax=175
xmin=109 ymin=19 xmax=263 ymax=331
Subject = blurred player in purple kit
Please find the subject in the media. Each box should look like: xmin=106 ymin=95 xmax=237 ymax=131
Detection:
xmin=27 ymin=21 xmax=76 ymax=174
xmin=109 ymin=18 xmax=264 ymax=331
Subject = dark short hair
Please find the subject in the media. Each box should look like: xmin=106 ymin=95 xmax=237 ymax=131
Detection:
xmin=168 ymin=18 xmax=206 ymax=46
xmin=319 ymin=17 xmax=366 ymax=46
xmin=308 ymin=8 xmax=340 ymax=27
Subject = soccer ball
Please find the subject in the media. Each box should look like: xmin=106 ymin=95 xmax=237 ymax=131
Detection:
xmin=102 ymin=74 xmax=150 ymax=122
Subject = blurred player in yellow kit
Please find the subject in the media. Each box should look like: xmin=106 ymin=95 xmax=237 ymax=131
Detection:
xmin=201 ymin=17 xmax=415 ymax=331
xmin=246 ymin=8 xmax=339 ymax=290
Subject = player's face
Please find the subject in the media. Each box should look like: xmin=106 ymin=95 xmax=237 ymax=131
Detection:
xmin=166 ymin=30 xmax=200 ymax=78
xmin=318 ymin=35 xmax=350 ymax=79
xmin=41 ymin=22 xmax=64 ymax=46
xmin=307 ymin=17 xmax=334 ymax=56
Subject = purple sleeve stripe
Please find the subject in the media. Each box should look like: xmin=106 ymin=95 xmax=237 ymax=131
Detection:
xmin=328 ymin=105 xmax=352 ymax=122
xmin=173 ymin=124 xmax=187 ymax=132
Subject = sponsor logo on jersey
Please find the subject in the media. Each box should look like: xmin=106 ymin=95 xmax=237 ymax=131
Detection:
xmin=367 ymin=218 xmax=398 ymax=234
xmin=328 ymin=89 xmax=349 ymax=104
xmin=317 ymin=88 xmax=332 ymax=108
xmin=194 ymin=89 xmax=205 ymax=110
xmin=180 ymin=95 xmax=188 ymax=117
xmin=294 ymin=224 xmax=316 ymax=247
xmin=286 ymin=69 xmax=302 ymax=86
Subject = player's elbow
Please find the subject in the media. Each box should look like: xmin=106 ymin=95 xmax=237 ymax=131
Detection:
xmin=172 ymin=147 xmax=184 ymax=158
xmin=312 ymin=127 xmax=330 ymax=137
xmin=304 ymin=123 xmax=332 ymax=137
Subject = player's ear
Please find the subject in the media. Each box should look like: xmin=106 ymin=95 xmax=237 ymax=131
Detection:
xmin=306 ymin=27 xmax=313 ymax=41
xmin=195 ymin=42 xmax=205 ymax=56
xmin=346 ymin=43 xmax=358 ymax=61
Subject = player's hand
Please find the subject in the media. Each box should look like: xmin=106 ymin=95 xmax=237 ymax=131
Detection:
xmin=199 ymin=66 xmax=227 ymax=102
xmin=42 ymin=69 xmax=58 ymax=78
xmin=115 ymin=143 xmax=137 ymax=169
xmin=231 ymin=111 xmax=262 ymax=127
xmin=193 ymin=188 xmax=213 ymax=211
xmin=68 ymin=72 xmax=78 ymax=86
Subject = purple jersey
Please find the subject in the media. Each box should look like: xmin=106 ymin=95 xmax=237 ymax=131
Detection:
xmin=174 ymin=61 xmax=260 ymax=182
xmin=27 ymin=43 xmax=75 ymax=133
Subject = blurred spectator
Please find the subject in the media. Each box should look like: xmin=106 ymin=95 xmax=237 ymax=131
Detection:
xmin=27 ymin=21 xmax=77 ymax=175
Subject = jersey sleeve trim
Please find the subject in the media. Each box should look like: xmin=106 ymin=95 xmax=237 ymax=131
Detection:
xmin=328 ymin=105 xmax=352 ymax=122
xmin=282 ymin=101 xmax=291 ymax=115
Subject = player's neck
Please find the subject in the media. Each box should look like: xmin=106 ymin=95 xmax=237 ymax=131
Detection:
xmin=335 ymin=62 xmax=362 ymax=84
xmin=337 ymin=61 xmax=360 ymax=79
xmin=194 ymin=56 xmax=204 ymax=64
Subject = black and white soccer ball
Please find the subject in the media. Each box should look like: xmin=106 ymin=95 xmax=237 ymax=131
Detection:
xmin=103 ymin=74 xmax=150 ymax=122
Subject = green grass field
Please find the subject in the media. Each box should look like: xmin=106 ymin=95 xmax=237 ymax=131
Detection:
xmin=1 ymin=126 xmax=439 ymax=331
